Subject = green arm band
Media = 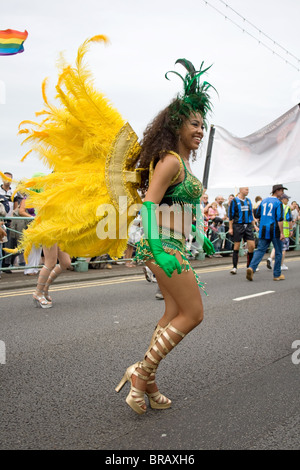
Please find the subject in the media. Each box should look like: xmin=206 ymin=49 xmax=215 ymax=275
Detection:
xmin=191 ymin=224 xmax=215 ymax=255
xmin=141 ymin=201 xmax=182 ymax=278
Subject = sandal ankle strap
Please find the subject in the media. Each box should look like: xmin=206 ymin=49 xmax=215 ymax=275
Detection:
xmin=139 ymin=359 xmax=157 ymax=374
xmin=167 ymin=323 xmax=186 ymax=339
xmin=134 ymin=363 xmax=150 ymax=381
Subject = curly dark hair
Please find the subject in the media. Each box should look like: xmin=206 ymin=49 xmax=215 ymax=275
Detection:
xmin=137 ymin=99 xmax=197 ymax=192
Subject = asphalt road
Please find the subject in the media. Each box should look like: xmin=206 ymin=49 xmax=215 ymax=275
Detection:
xmin=0 ymin=257 xmax=300 ymax=450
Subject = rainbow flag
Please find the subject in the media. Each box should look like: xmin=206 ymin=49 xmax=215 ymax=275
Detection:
xmin=0 ymin=29 xmax=28 ymax=56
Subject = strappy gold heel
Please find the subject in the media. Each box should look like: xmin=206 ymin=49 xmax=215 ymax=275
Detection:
xmin=116 ymin=362 xmax=171 ymax=410
xmin=33 ymin=267 xmax=53 ymax=309
xmin=43 ymin=264 xmax=62 ymax=304
xmin=33 ymin=293 xmax=52 ymax=309
xmin=146 ymin=324 xmax=172 ymax=409
xmin=115 ymin=363 xmax=148 ymax=415
xmin=116 ymin=323 xmax=185 ymax=414
xmin=32 ymin=267 xmax=51 ymax=306
xmin=144 ymin=323 xmax=185 ymax=408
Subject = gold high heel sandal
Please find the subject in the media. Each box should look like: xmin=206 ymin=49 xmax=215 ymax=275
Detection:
xmin=143 ymin=323 xmax=186 ymax=407
xmin=33 ymin=293 xmax=52 ymax=309
xmin=146 ymin=324 xmax=172 ymax=409
xmin=117 ymin=361 xmax=171 ymax=410
xmin=34 ymin=268 xmax=53 ymax=308
xmin=118 ymin=325 xmax=172 ymax=411
xmin=116 ymin=323 xmax=185 ymax=414
xmin=115 ymin=363 xmax=148 ymax=415
xmin=42 ymin=264 xmax=62 ymax=304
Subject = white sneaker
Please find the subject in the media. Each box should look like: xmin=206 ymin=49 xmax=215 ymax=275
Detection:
xmin=230 ymin=267 xmax=237 ymax=274
xmin=266 ymin=258 xmax=272 ymax=270
xmin=281 ymin=264 xmax=288 ymax=271
xmin=256 ymin=267 xmax=259 ymax=272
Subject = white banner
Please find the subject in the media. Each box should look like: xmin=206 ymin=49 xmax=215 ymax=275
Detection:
xmin=206 ymin=104 xmax=300 ymax=189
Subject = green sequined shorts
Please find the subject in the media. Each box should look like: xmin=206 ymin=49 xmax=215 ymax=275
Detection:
xmin=134 ymin=227 xmax=205 ymax=292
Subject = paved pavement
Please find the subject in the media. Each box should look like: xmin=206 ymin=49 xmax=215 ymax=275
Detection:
xmin=1 ymin=250 xmax=299 ymax=291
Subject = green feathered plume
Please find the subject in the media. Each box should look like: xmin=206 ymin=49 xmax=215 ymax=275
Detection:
xmin=165 ymin=58 xmax=217 ymax=129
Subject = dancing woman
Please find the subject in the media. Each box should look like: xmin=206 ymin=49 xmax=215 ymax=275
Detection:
xmin=6 ymin=37 xmax=215 ymax=410
xmin=116 ymin=59 xmax=216 ymax=414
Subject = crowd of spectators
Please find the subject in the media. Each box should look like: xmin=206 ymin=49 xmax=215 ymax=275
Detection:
xmin=198 ymin=190 xmax=300 ymax=259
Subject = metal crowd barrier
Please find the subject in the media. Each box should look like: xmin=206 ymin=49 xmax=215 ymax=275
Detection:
xmin=1 ymin=216 xmax=299 ymax=272
xmin=0 ymin=216 xmax=142 ymax=273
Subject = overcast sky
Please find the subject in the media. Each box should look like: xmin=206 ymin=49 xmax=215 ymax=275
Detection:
xmin=1 ymin=0 xmax=300 ymax=203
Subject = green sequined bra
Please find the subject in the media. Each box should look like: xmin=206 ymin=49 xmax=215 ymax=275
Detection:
xmin=159 ymin=152 xmax=203 ymax=210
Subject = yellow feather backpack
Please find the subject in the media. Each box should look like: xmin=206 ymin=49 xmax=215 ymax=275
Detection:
xmin=7 ymin=36 xmax=142 ymax=261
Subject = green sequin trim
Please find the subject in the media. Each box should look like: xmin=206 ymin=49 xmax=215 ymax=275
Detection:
xmin=134 ymin=229 xmax=206 ymax=294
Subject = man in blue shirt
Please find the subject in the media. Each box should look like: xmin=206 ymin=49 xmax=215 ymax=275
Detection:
xmin=228 ymin=187 xmax=258 ymax=274
xmin=246 ymin=184 xmax=286 ymax=281
xmin=266 ymin=193 xmax=293 ymax=271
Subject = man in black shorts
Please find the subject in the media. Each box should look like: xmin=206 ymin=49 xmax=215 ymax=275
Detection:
xmin=228 ymin=187 xmax=258 ymax=274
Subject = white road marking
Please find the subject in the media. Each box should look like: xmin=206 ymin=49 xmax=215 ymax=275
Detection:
xmin=233 ymin=291 xmax=275 ymax=301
